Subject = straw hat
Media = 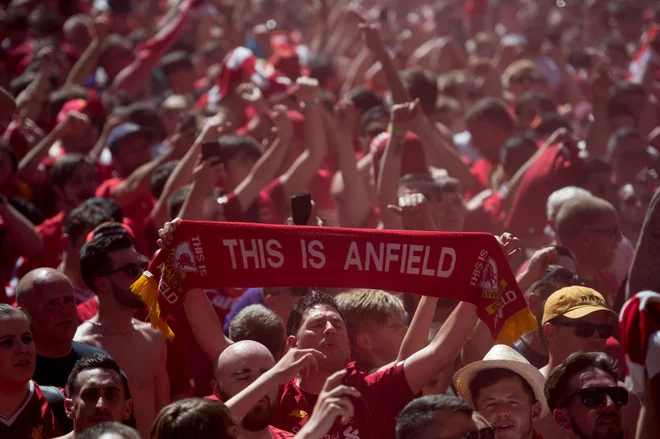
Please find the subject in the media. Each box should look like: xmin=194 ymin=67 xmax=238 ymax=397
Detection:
xmin=453 ymin=345 xmax=549 ymax=418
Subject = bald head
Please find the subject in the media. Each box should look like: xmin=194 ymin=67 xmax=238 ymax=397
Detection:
xmin=16 ymin=268 xmax=74 ymax=309
xmin=555 ymin=197 xmax=617 ymax=244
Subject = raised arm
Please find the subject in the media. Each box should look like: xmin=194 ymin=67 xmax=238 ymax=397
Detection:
xmin=628 ymin=188 xmax=660 ymax=298
xmin=0 ymin=196 xmax=43 ymax=258
xmin=66 ymin=16 xmax=109 ymax=86
xmin=0 ymin=86 xmax=16 ymax=124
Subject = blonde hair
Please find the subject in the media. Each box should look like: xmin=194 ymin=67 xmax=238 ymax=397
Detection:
xmin=503 ymin=60 xmax=546 ymax=88
xmin=336 ymin=289 xmax=405 ymax=342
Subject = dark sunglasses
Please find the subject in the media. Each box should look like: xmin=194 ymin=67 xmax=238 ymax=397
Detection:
xmin=464 ymin=427 xmax=496 ymax=439
xmin=561 ymin=386 xmax=628 ymax=408
xmin=101 ymin=262 xmax=144 ymax=278
xmin=556 ymin=319 xmax=614 ymax=339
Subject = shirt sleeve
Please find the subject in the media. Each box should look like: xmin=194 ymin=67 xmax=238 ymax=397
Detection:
xmin=364 ymin=361 xmax=415 ymax=422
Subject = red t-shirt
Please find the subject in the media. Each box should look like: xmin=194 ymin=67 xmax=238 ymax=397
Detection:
xmin=96 ymin=178 xmax=154 ymax=254
xmin=19 ymin=212 xmax=65 ymax=277
xmin=0 ymin=381 xmax=62 ymax=439
xmin=271 ymin=361 xmax=414 ymax=439
xmin=467 ymin=158 xmax=493 ymax=200
xmin=309 ymin=169 xmax=338 ymax=227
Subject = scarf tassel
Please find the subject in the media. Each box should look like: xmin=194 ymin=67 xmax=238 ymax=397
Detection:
xmin=130 ymin=271 xmax=175 ymax=340
xmin=495 ymin=308 xmax=538 ymax=346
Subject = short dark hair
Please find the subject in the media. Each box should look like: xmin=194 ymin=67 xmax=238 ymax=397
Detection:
xmin=401 ymin=67 xmax=438 ymax=115
xmin=78 ymin=422 xmax=140 ymax=439
xmin=534 ymin=113 xmax=572 ymax=138
xmin=359 ymin=106 xmax=390 ymax=137
xmin=49 ymin=85 xmax=88 ymax=115
xmin=151 ymin=160 xmax=179 ymax=199
xmin=609 ymin=81 xmax=644 ymax=102
xmin=606 ymin=101 xmax=638 ymax=127
xmin=66 ymin=353 xmax=130 ymax=398
xmin=79 ymin=224 xmax=135 ymax=291
xmin=286 ymin=291 xmax=345 ymax=337
xmin=470 ymin=368 xmax=535 ymax=405
xmin=64 ymin=204 xmax=113 ymax=244
xmin=159 ymin=51 xmax=193 ymax=75
xmin=346 ymin=87 xmax=384 ymax=114
xmin=228 ymin=305 xmax=285 ymax=359
xmin=50 ymin=153 xmax=97 ymax=188
xmin=217 ymin=135 xmax=264 ymax=164
xmin=465 ymin=98 xmax=514 ymax=130
xmin=81 ymin=198 xmax=124 ymax=223
xmin=500 ymin=132 xmax=538 ymax=177
xmin=396 ymin=395 xmax=473 ymax=439
xmin=150 ymin=398 xmax=237 ymax=439
xmin=545 ymin=352 xmax=620 ymax=411
xmin=307 ymin=54 xmax=336 ymax=88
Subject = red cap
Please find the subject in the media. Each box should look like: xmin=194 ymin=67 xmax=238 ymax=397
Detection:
xmin=56 ymin=98 xmax=106 ymax=125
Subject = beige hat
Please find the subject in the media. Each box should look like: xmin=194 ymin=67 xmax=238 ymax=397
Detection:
xmin=453 ymin=344 xmax=549 ymax=418
xmin=541 ymin=286 xmax=618 ymax=326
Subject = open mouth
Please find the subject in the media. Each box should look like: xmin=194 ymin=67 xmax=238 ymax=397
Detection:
xmin=495 ymin=422 xmax=515 ymax=431
xmin=597 ymin=416 xmax=619 ymax=426
xmin=14 ymin=359 xmax=31 ymax=367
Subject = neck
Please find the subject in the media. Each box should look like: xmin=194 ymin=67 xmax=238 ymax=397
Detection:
xmin=238 ymin=428 xmax=272 ymax=439
xmin=297 ymin=371 xmax=333 ymax=395
xmin=35 ymin=335 xmax=72 ymax=358
xmin=521 ymin=331 xmax=547 ymax=356
xmin=0 ymin=381 xmax=30 ymax=418
xmin=94 ymin=296 xmax=137 ymax=332
xmin=545 ymin=351 xmax=566 ymax=376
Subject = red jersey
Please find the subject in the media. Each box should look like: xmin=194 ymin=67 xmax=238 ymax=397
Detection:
xmin=271 ymin=361 xmax=414 ymax=439
xmin=0 ymin=381 xmax=62 ymax=439
xmin=96 ymin=178 xmax=154 ymax=254
xmin=19 ymin=212 xmax=66 ymax=277
xmin=309 ymin=169 xmax=338 ymax=227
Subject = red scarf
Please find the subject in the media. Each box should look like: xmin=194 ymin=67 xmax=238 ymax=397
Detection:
xmin=131 ymin=221 xmax=536 ymax=344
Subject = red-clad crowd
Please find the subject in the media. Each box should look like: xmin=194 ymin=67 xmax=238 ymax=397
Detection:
xmin=1 ymin=0 xmax=660 ymax=439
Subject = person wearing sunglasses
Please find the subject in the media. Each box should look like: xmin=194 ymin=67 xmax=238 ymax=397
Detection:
xmin=545 ymin=352 xmax=627 ymax=439
xmin=540 ymin=286 xmax=618 ymax=378
xmin=76 ymin=222 xmax=170 ymax=438
xmin=396 ymin=394 xmax=496 ymax=439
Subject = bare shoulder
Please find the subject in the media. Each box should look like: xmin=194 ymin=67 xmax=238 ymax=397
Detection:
xmin=134 ymin=321 xmax=167 ymax=349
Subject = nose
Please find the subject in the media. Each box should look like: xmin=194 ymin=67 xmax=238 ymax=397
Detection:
xmin=95 ymin=396 xmax=109 ymax=412
xmin=602 ymin=393 xmax=617 ymax=409
xmin=324 ymin=320 xmax=336 ymax=335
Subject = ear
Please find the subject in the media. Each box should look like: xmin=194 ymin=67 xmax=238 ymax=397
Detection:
xmin=287 ymin=335 xmax=298 ymax=349
xmin=123 ymin=399 xmax=133 ymax=421
xmin=60 ymin=233 xmax=71 ymax=252
xmin=530 ymin=401 xmax=543 ymax=423
xmin=64 ymin=398 xmax=74 ymax=419
xmin=553 ymin=408 xmax=573 ymax=432
xmin=264 ymin=293 xmax=276 ymax=309
xmin=527 ymin=292 xmax=539 ymax=311
xmin=211 ymin=379 xmax=221 ymax=401
xmin=355 ymin=333 xmax=371 ymax=351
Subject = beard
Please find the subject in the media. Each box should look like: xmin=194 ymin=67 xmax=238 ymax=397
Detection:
xmin=218 ymin=388 xmax=276 ymax=432
xmin=110 ymin=281 xmax=145 ymax=309
xmin=570 ymin=418 xmax=624 ymax=439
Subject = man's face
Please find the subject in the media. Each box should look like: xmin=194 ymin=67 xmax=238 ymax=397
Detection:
xmin=291 ymin=304 xmax=350 ymax=373
xmin=548 ymin=311 xmax=615 ymax=360
xmin=474 ymin=376 xmax=540 ymax=439
xmin=115 ymin=136 xmax=153 ymax=176
xmin=432 ymin=192 xmax=467 ymax=232
xmin=556 ymin=367 xmax=623 ymax=439
xmin=28 ymin=279 xmax=78 ymax=344
xmin=60 ymin=163 xmax=99 ymax=209
xmin=366 ymin=312 xmax=407 ymax=366
xmin=580 ymin=210 xmax=621 ymax=270
xmin=66 ymin=368 xmax=131 ymax=433
xmin=104 ymin=248 xmax=145 ymax=309
xmin=101 ymin=46 xmax=133 ymax=80
xmin=167 ymin=66 xmax=196 ymax=95
xmin=223 ymin=156 xmax=256 ymax=193
xmin=214 ymin=347 xmax=277 ymax=431
xmin=360 ymin=117 xmax=389 ymax=152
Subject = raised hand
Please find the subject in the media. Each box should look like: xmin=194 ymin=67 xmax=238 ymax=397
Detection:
xmin=297 ymin=370 xmax=360 ymax=439
xmin=390 ymin=99 xmax=422 ymax=132
xmin=272 ymin=347 xmax=326 ymax=383
xmin=192 ymin=155 xmax=224 ymax=192
xmin=388 ymin=192 xmax=437 ymax=231
xmin=359 ymin=21 xmax=386 ymax=56
xmin=294 ymin=77 xmax=320 ymax=105
xmin=157 ymin=218 xmax=180 ymax=251
xmin=525 ymin=246 xmax=559 ymax=281
xmin=496 ymin=232 xmax=522 ymax=260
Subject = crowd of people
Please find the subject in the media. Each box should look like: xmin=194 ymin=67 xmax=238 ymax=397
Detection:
xmin=0 ymin=0 xmax=659 ymax=438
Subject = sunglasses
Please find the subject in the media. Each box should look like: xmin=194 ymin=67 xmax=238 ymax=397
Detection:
xmin=556 ymin=320 xmax=614 ymax=339
xmin=101 ymin=262 xmax=144 ymax=278
xmin=561 ymin=386 xmax=628 ymax=408
xmin=464 ymin=427 xmax=496 ymax=439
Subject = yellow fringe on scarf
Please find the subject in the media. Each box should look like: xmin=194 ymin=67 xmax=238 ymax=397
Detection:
xmin=495 ymin=307 xmax=538 ymax=346
xmin=130 ymin=271 xmax=175 ymax=340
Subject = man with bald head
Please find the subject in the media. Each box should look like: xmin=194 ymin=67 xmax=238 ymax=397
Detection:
xmin=16 ymin=268 xmax=107 ymax=387
xmin=212 ymin=340 xmax=294 ymax=438
xmin=554 ymin=196 xmax=622 ymax=306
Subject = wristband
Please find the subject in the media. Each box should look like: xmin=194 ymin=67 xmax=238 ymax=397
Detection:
xmin=388 ymin=124 xmax=407 ymax=137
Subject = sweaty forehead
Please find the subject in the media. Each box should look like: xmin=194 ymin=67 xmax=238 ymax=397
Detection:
xmin=216 ymin=341 xmax=275 ymax=378
xmin=571 ymin=367 xmax=616 ymax=391
xmin=302 ymin=304 xmax=343 ymax=324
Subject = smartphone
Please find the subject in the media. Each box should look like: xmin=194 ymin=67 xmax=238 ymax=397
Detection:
xmin=291 ymin=192 xmax=312 ymax=226
xmin=201 ymin=140 xmax=224 ymax=162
